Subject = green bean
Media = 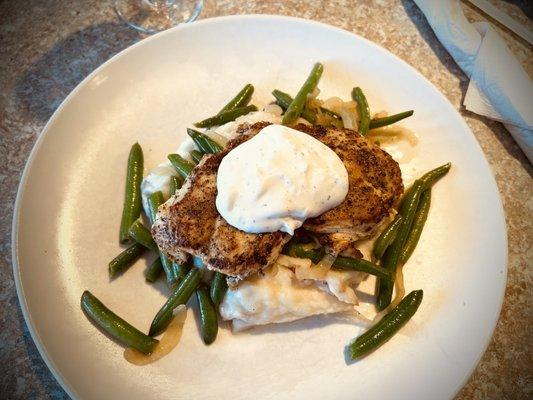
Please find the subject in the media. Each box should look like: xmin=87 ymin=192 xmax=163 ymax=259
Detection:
xmin=160 ymin=255 xmax=178 ymax=287
xmin=287 ymin=243 xmax=325 ymax=264
xmin=286 ymin=243 xmax=393 ymax=281
xmin=372 ymin=215 xmax=404 ymax=260
xmin=318 ymin=106 xmax=344 ymax=127
xmin=419 ymin=162 xmax=451 ymax=190
xmin=333 ymin=256 xmax=394 ymax=282
xmin=119 ymin=143 xmax=144 ymax=243
xmin=374 ymin=163 xmax=450 ymax=307
xmin=399 ymin=163 xmax=451 ymax=210
xmin=168 ymin=175 xmax=183 ymax=197
xmin=81 ymin=291 xmax=158 ymax=354
xmin=168 ymin=154 xmax=195 ymax=180
xmin=348 ymin=290 xmax=423 ymax=360
xmin=149 ymin=267 xmax=203 ymax=336
xmin=376 ymin=181 xmax=424 ymax=310
xmin=282 ymin=63 xmax=324 ymax=124
xmin=194 ymin=105 xmax=258 ymax=128
xmin=395 ymin=163 xmax=450 ymax=263
xmin=108 ymin=243 xmax=146 ymax=278
xmin=369 ymin=110 xmax=414 ymax=130
xmin=172 ymin=262 xmax=191 ymax=281
xmin=273 ymin=89 xmax=341 ymax=126
xmin=400 ymin=190 xmax=431 ymax=263
xmin=145 ymin=257 xmax=163 ymax=283
xmin=128 ymin=220 xmax=157 ymax=251
xmin=272 ymin=90 xmax=317 ymax=124
xmin=218 ymin=83 xmax=254 ymax=114
xmin=147 ymin=191 xmax=177 ymax=286
xmin=351 ymin=87 xmax=371 ymax=135
xmin=319 ymin=107 xmax=342 ymax=120
xmin=186 ymin=128 xmax=224 ymax=154
xmin=147 ymin=191 xmax=164 ymax=224
xmin=190 ymin=150 xmax=204 ymax=164
xmin=210 ymin=272 xmax=228 ymax=307
xmin=189 ymin=155 xmax=198 ymax=166
xmin=195 ymin=285 xmax=218 ymax=345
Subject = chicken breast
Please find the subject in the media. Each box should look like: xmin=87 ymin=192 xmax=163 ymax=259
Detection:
xmin=152 ymin=121 xmax=402 ymax=279
xmin=315 ymin=232 xmax=364 ymax=258
xmin=294 ymin=124 xmax=403 ymax=238
xmin=152 ymin=134 xmax=289 ymax=279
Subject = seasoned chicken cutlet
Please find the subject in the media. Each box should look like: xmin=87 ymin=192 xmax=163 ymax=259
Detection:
xmin=152 ymin=134 xmax=289 ymax=279
xmin=295 ymin=124 xmax=403 ymax=238
xmin=152 ymin=122 xmax=402 ymax=279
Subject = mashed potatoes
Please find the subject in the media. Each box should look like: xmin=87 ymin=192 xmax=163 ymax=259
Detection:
xmin=220 ymin=255 xmax=366 ymax=331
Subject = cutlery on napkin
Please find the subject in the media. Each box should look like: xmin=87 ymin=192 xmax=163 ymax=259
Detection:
xmin=414 ymin=0 xmax=533 ymax=163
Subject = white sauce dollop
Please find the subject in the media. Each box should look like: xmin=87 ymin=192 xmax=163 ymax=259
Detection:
xmin=216 ymin=124 xmax=349 ymax=234
xmin=219 ymin=255 xmax=364 ymax=331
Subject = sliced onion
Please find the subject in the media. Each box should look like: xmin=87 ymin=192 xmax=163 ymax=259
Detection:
xmin=306 ymin=97 xmax=322 ymax=112
xmin=394 ymin=264 xmax=406 ymax=305
xmin=316 ymin=251 xmax=337 ymax=270
xmin=372 ymin=110 xmax=388 ymax=119
xmin=367 ymin=126 xmax=419 ymax=162
xmin=348 ymin=309 xmax=374 ymax=329
xmin=205 ymin=130 xmax=229 ymax=146
xmin=322 ymin=96 xmax=344 ymax=110
xmin=338 ymin=108 xmax=355 ymax=129
xmin=294 ymin=264 xmax=329 ymax=281
xmin=308 ymin=87 xmax=321 ymax=100
xmin=321 ymin=98 xmax=358 ymax=130
xmin=296 ymin=117 xmax=313 ymax=125
xmin=276 ymin=254 xmax=312 ymax=269
xmin=263 ymin=103 xmax=283 ymax=116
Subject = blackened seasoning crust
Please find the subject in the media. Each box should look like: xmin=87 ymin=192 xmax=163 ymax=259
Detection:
xmin=152 ymin=122 xmax=402 ymax=279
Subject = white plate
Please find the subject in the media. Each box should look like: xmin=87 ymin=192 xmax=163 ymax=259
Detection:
xmin=12 ymin=15 xmax=507 ymax=400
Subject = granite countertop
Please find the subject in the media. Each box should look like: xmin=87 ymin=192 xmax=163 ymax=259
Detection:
xmin=0 ymin=1 xmax=531 ymax=399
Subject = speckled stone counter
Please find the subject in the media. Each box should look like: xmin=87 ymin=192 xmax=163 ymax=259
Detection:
xmin=1 ymin=1 xmax=531 ymax=399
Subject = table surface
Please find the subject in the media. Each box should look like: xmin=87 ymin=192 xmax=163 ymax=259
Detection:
xmin=1 ymin=1 xmax=531 ymax=399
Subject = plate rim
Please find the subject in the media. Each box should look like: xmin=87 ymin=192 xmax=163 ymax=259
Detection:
xmin=11 ymin=13 xmax=508 ymax=400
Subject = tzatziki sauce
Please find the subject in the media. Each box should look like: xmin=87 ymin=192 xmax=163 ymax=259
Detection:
xmin=216 ymin=124 xmax=349 ymax=234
